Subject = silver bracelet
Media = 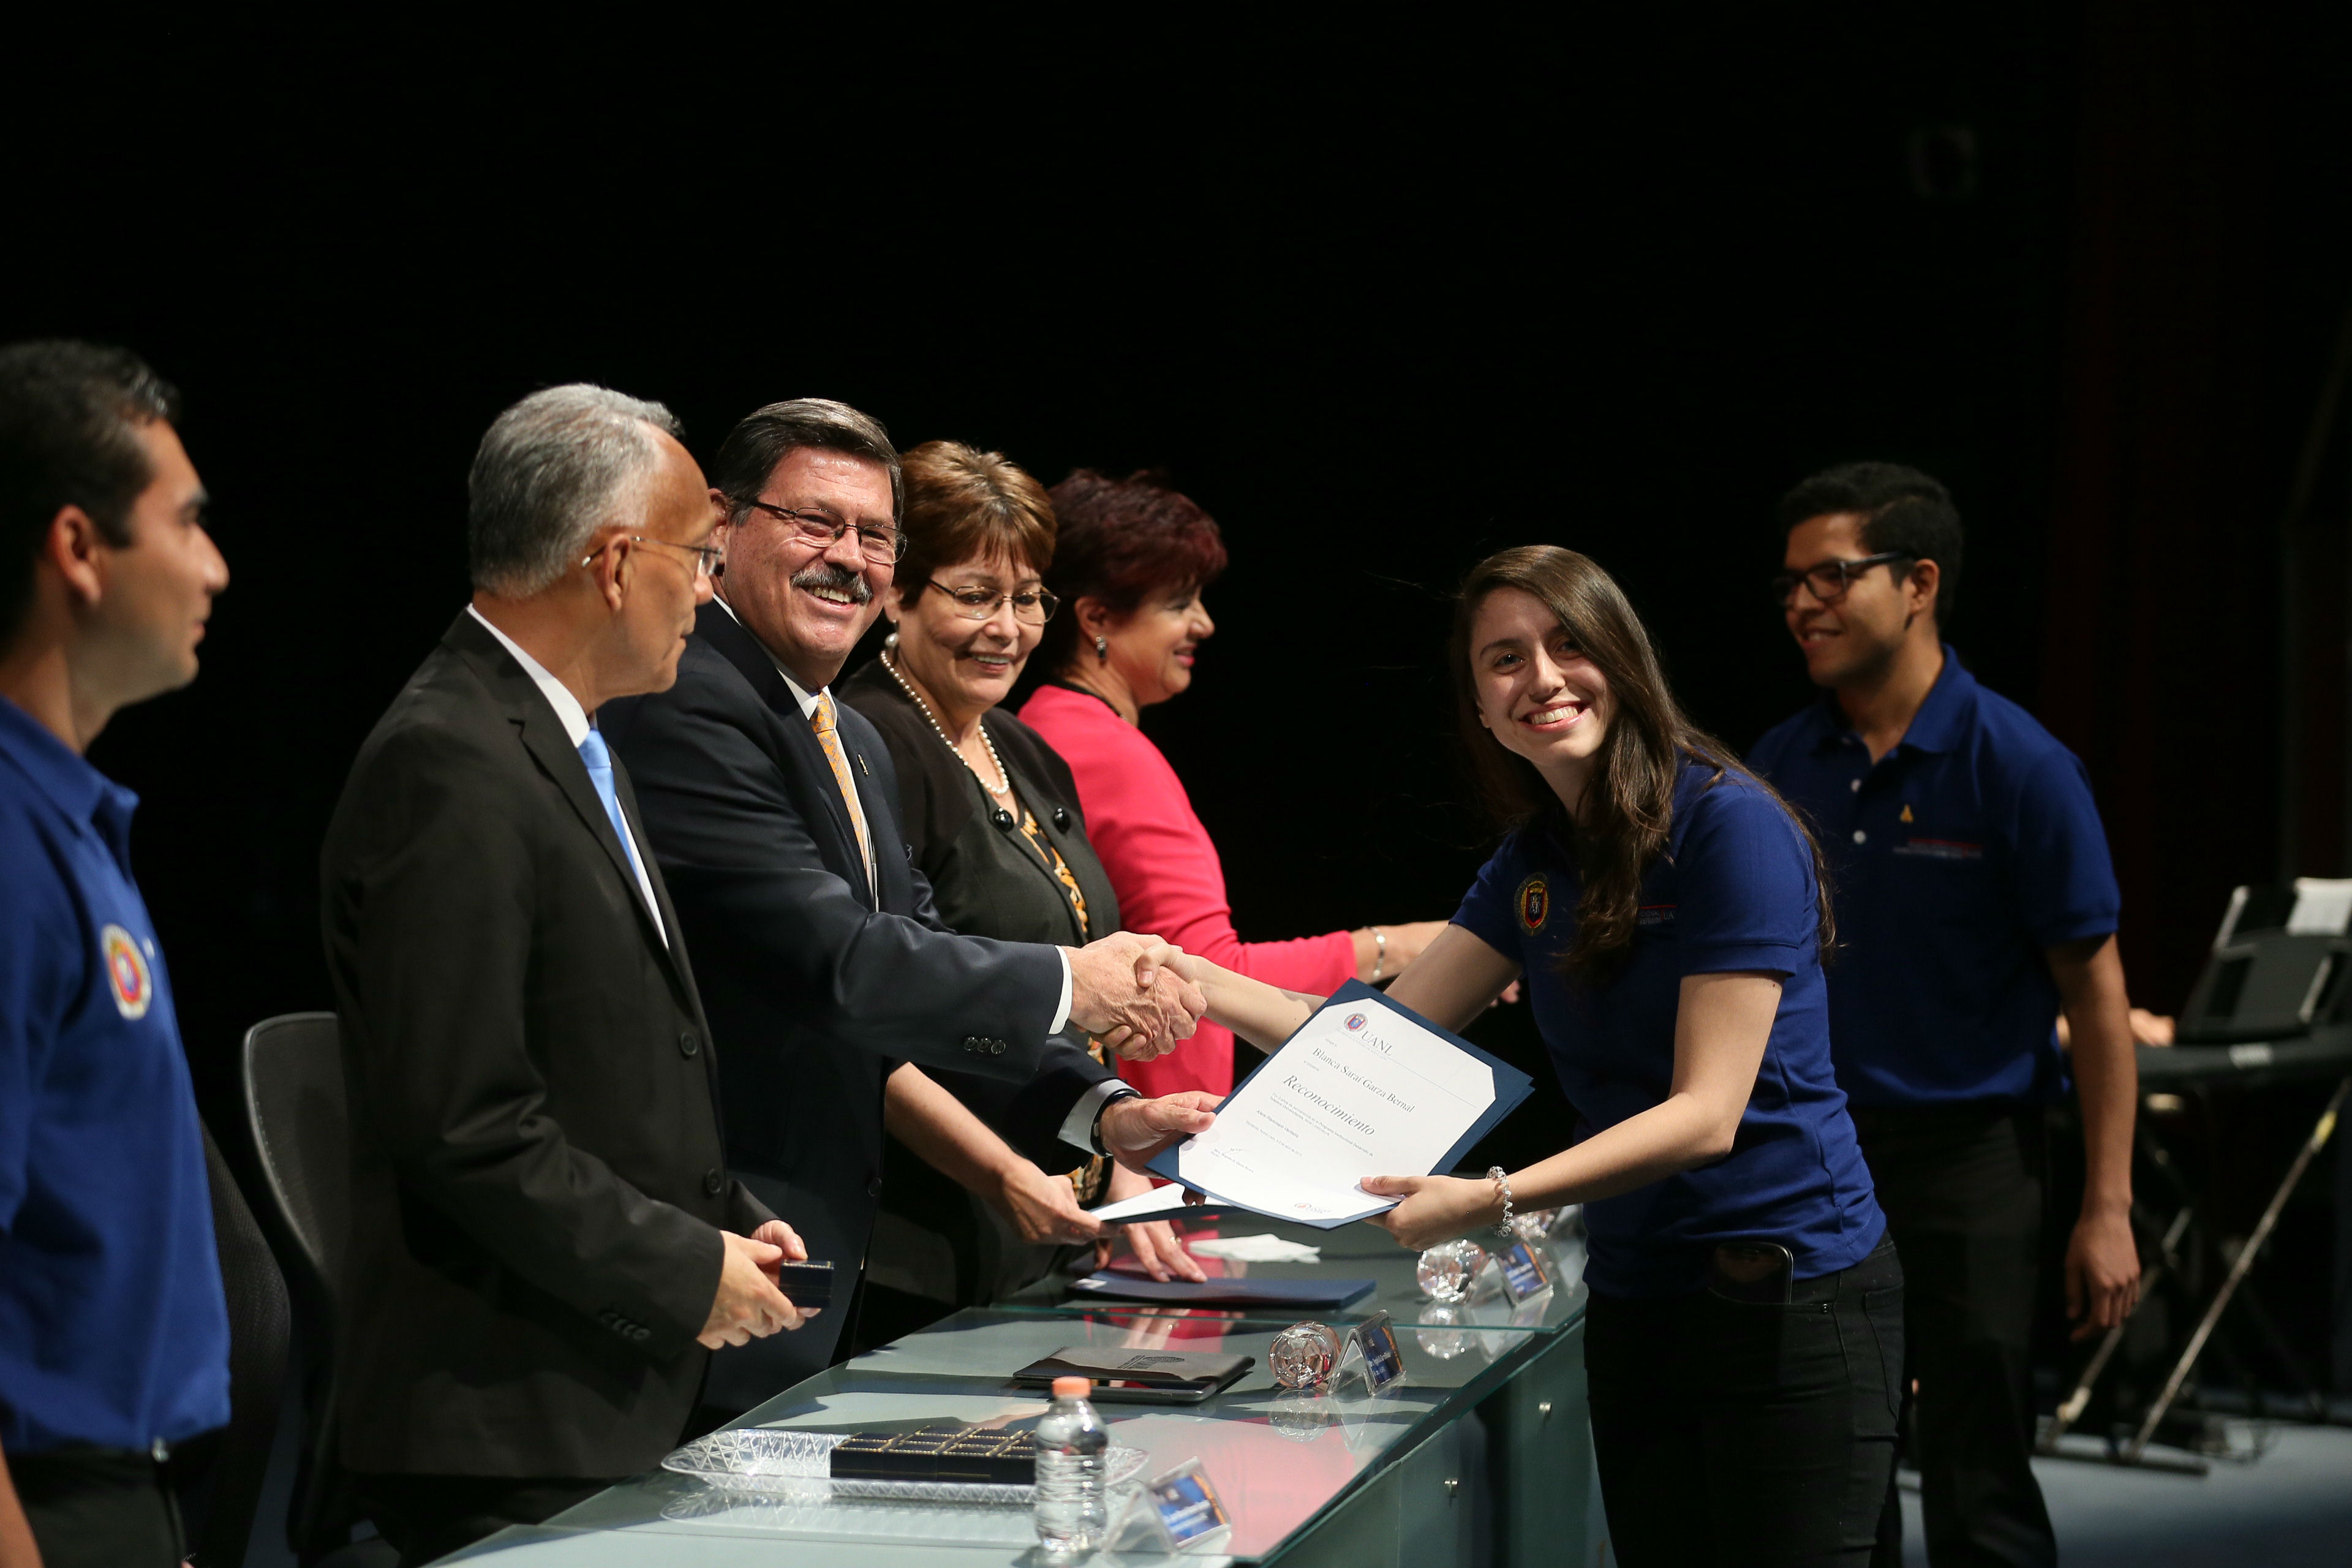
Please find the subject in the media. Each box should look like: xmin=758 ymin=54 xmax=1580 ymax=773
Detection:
xmin=1487 ymin=1165 xmax=1515 ymax=1238
xmin=1370 ymin=926 xmax=1387 ymax=982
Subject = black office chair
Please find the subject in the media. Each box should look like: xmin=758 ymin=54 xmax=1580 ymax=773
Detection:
xmin=242 ymin=1012 xmax=360 ymax=1565
xmin=180 ymin=1118 xmax=292 ymax=1568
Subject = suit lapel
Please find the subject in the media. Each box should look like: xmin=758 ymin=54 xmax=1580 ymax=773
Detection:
xmin=697 ymin=600 xmax=873 ymax=910
xmin=443 ymin=612 xmax=685 ymax=976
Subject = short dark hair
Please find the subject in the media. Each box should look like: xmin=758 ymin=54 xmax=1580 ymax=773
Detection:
xmin=1038 ymin=469 xmax=1229 ymax=676
xmin=1776 ymin=461 xmax=1964 ymax=620
xmin=0 ymin=341 xmax=181 ymax=646
xmin=896 ymin=440 xmax=1057 ymax=593
xmin=710 ymin=399 xmax=902 ymax=526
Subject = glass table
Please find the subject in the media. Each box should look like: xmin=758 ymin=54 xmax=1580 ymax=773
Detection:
xmin=442 ymin=1219 xmax=1598 ymax=1566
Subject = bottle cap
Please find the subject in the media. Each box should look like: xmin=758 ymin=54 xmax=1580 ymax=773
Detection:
xmin=1051 ymin=1376 xmax=1092 ymax=1399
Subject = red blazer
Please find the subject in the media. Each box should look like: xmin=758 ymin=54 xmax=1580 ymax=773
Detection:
xmin=1018 ymin=684 xmax=1354 ymax=1097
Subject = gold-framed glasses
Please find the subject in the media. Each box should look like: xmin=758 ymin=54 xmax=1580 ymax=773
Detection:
xmin=926 ymin=579 xmax=1059 ymax=624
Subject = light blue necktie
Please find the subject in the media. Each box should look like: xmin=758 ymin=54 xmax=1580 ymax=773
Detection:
xmin=576 ymin=728 xmax=644 ymax=881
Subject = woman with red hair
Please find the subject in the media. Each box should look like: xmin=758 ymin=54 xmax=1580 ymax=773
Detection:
xmin=1019 ymin=470 xmax=1446 ymax=1099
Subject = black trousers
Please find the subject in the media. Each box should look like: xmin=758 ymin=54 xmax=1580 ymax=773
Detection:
xmin=1852 ymin=1101 xmax=2055 ymax=1568
xmin=1586 ymin=1236 xmax=1904 ymax=1566
xmin=11 ymin=1444 xmax=184 ymax=1568
xmin=353 ymin=1471 xmax=607 ymax=1567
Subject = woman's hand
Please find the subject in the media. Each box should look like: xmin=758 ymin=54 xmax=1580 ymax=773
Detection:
xmin=989 ymin=1165 xmax=1104 ymax=1246
xmin=1096 ymin=1218 xmax=1207 ymax=1283
xmin=1352 ymin=920 xmax=1452 ymax=984
xmin=1358 ymin=1173 xmax=1504 ymax=1251
xmin=1091 ymin=1164 xmax=1207 ymax=1282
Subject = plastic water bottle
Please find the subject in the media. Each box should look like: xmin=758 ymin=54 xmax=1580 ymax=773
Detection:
xmin=1033 ymin=1374 xmax=1109 ymax=1554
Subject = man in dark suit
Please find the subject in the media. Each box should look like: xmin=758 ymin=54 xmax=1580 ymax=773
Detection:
xmin=321 ymin=385 xmax=813 ymax=1567
xmin=603 ymin=399 xmax=1219 ymax=1406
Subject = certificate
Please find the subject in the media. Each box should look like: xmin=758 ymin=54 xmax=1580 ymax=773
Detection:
xmin=1147 ymin=981 xmax=1534 ymax=1229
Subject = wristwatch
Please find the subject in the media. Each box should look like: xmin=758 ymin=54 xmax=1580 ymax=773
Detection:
xmin=1090 ymin=1086 xmax=1142 ymax=1156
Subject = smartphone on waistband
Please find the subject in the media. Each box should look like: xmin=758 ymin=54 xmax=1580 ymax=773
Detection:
xmin=1707 ymin=1243 xmax=1795 ymax=1305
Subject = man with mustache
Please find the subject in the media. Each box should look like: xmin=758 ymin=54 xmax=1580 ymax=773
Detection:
xmin=1749 ymin=462 xmax=2139 ymax=1567
xmin=603 ymin=399 xmax=1216 ymax=1411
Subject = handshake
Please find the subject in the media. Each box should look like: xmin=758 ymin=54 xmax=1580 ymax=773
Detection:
xmin=1063 ymin=932 xmax=1210 ymax=1061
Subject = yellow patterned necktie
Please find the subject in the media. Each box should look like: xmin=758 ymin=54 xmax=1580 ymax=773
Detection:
xmin=809 ymin=691 xmax=875 ymax=896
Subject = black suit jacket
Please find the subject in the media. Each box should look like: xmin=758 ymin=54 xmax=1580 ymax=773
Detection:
xmin=320 ymin=611 xmax=772 ymax=1479
xmin=601 ymin=601 xmax=1111 ymax=1391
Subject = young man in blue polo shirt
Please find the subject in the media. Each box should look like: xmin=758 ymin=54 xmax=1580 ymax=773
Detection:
xmin=1749 ymin=462 xmax=2141 ymax=1567
xmin=0 ymin=341 xmax=232 ymax=1568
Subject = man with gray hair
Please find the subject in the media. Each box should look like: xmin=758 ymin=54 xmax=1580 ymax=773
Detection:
xmin=320 ymin=385 xmax=809 ymax=1565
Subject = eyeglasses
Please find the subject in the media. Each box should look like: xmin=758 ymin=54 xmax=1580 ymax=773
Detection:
xmin=1770 ymin=551 xmax=1913 ymax=608
xmin=582 ymin=535 xmax=725 ymax=581
xmin=737 ymin=499 xmax=907 ymax=564
xmin=630 ymin=535 xmax=724 ymax=581
xmin=925 ymin=579 xmax=1060 ymax=624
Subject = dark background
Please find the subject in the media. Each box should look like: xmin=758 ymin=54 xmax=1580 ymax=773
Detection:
xmin=10 ymin=4 xmax=2351 ymax=1391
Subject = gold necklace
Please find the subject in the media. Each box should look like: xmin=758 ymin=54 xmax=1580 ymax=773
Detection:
xmin=883 ymin=647 xmax=1014 ymax=801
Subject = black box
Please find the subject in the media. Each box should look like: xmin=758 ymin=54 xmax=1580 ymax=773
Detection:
xmin=829 ymin=1427 xmax=1035 ymax=1485
xmin=775 ymin=1260 xmax=835 ymax=1310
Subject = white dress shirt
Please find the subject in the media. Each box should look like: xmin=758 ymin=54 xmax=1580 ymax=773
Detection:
xmin=467 ymin=605 xmax=667 ymax=947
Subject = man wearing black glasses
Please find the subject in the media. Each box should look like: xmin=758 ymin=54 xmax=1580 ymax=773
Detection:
xmin=600 ymin=399 xmax=1219 ymax=1419
xmin=1748 ymin=462 xmax=2141 ymax=1567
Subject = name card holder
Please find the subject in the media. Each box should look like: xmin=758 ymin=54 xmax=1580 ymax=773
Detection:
xmin=1494 ymin=1239 xmax=1554 ymax=1305
xmin=1334 ymin=1309 xmax=1407 ymax=1395
xmin=1105 ymin=1457 xmax=1232 ymax=1554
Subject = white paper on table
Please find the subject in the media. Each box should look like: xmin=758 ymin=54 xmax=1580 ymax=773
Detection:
xmin=1169 ymin=995 xmax=1499 ymax=1224
xmin=1086 ymin=1186 xmax=1200 ymax=1224
xmin=1187 ymin=1234 xmax=1322 ymax=1264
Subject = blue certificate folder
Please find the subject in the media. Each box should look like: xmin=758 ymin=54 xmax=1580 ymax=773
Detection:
xmin=1146 ymin=980 xmax=1537 ymax=1230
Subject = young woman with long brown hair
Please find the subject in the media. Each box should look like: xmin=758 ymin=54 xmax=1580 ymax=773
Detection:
xmin=1163 ymin=545 xmax=1901 ymax=1564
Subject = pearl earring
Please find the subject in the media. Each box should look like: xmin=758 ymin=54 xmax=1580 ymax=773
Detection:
xmin=1095 ymin=635 xmax=1109 ymax=661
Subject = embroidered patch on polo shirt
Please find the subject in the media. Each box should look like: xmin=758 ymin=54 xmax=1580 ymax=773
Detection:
xmin=100 ymin=924 xmax=153 ymax=1019
xmin=1515 ymin=873 xmax=1551 ymax=935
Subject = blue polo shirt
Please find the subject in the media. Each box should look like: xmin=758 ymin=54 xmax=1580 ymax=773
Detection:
xmin=1452 ymin=760 xmax=1883 ymax=1297
xmin=1747 ymin=648 xmax=2120 ymax=1108
xmin=0 ymin=696 xmax=230 ymax=1455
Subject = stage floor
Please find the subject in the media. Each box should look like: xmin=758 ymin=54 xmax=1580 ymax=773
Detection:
xmin=1898 ymin=1422 xmax=2352 ymax=1567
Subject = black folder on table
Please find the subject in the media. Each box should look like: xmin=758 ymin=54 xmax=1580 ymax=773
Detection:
xmin=1065 ymin=1272 xmax=1378 ymax=1309
xmin=1012 ymin=1346 xmax=1256 ymax=1403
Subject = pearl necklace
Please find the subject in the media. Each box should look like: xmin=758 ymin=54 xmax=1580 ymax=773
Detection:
xmin=883 ymin=647 xmax=1014 ymax=801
